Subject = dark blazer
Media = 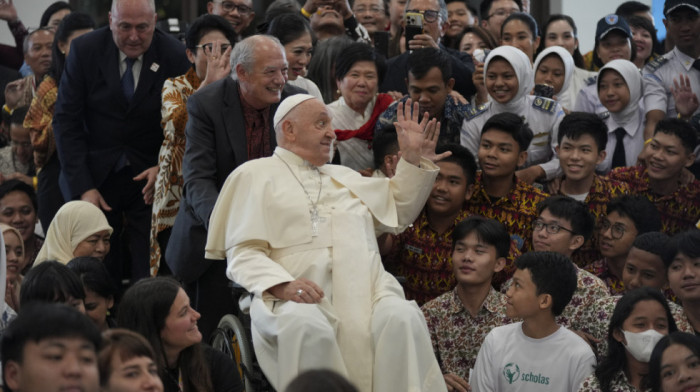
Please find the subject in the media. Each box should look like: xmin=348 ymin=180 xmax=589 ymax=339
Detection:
xmin=166 ymin=78 xmax=306 ymax=282
xmin=53 ymin=26 xmax=190 ymax=199
xmin=379 ymin=44 xmax=477 ymax=99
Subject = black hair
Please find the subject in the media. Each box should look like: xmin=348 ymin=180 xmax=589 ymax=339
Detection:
xmin=606 ymin=195 xmax=662 ymax=235
xmin=118 ymin=277 xmax=213 ymax=392
xmin=9 ymin=106 xmax=28 ymax=126
xmin=501 ymin=12 xmax=539 ymax=39
xmin=286 ymin=369 xmax=359 ymax=392
xmin=479 ymin=0 xmax=522 ymax=20
xmin=653 ymin=118 xmax=699 ymax=154
xmin=662 ymin=230 xmax=700 ymax=270
xmin=39 ymin=1 xmax=72 ymax=28
xmin=184 ymin=14 xmax=237 ymax=51
xmin=649 ymin=332 xmax=700 ymax=392
xmin=48 ymin=12 xmax=95 ymax=84
xmin=435 ymin=143 xmax=477 ymax=186
xmin=0 ymin=179 xmax=38 ymax=212
xmin=480 ymin=112 xmax=533 ymax=153
xmin=263 ymin=0 xmax=301 ymax=26
xmin=459 ymin=25 xmax=498 ymax=49
xmin=616 ymin=1 xmax=651 ymax=17
xmin=307 ymin=35 xmax=353 ymax=103
xmin=626 ymin=15 xmax=659 ymax=65
xmin=372 ymin=126 xmax=399 ymax=170
xmin=557 ymin=111 xmax=609 ymax=152
xmin=452 ymin=215 xmax=511 ymax=259
xmin=408 ymin=47 xmax=452 ymax=84
xmin=537 ymin=195 xmax=595 ymax=242
xmin=267 ymin=13 xmax=315 ymax=46
xmin=593 ymin=25 xmax=637 ymax=69
xmin=632 ymin=232 xmax=670 ymax=258
xmin=595 ymin=287 xmax=678 ymax=392
xmin=20 ymin=260 xmax=86 ymax=307
xmin=334 ymin=42 xmax=387 ymax=85
xmin=66 ymin=257 xmax=118 ymax=301
xmin=515 ymin=251 xmax=577 ymax=316
xmin=537 ymin=14 xmax=585 ymax=68
xmin=1 ymin=302 xmax=100 ymax=387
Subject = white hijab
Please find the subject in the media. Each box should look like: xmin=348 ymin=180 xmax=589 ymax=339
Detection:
xmin=484 ymin=46 xmax=534 ymax=113
xmin=597 ymin=59 xmax=642 ymax=126
xmin=34 ymin=201 xmax=113 ymax=265
xmin=533 ymin=46 xmax=574 ymax=99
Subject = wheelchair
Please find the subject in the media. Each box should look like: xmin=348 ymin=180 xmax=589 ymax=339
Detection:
xmin=209 ymin=284 xmax=275 ymax=392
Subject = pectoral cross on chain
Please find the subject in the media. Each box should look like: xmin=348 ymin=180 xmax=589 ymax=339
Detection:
xmin=310 ymin=207 xmax=325 ymax=237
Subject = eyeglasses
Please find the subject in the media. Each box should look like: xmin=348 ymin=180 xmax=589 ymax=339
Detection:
xmin=216 ymin=1 xmax=253 ymax=15
xmin=354 ymin=6 xmax=385 ymax=15
xmin=532 ymin=219 xmax=576 ymax=235
xmin=486 ymin=8 xmax=519 ymax=20
xmin=406 ymin=9 xmax=440 ymax=23
xmin=195 ymin=43 xmax=232 ymax=54
xmin=597 ymin=218 xmax=627 ymax=240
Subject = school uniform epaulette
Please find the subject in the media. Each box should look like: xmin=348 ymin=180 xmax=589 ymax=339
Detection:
xmin=598 ymin=111 xmax=610 ymax=120
xmin=646 ymin=56 xmax=669 ymax=73
xmin=532 ymin=97 xmax=557 ymax=114
xmin=585 ymin=75 xmax=598 ymax=86
xmin=464 ymin=104 xmax=487 ymax=120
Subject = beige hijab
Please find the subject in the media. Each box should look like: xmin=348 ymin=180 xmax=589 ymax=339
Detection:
xmin=34 ymin=201 xmax=113 ymax=264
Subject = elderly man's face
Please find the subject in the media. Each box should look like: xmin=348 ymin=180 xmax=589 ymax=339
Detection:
xmin=237 ymin=40 xmax=288 ymax=109
xmin=25 ymin=29 xmax=53 ymax=78
xmin=207 ymin=0 xmax=255 ymax=35
xmin=109 ymin=0 xmax=157 ymax=58
xmin=288 ymin=99 xmax=336 ymax=166
xmin=405 ymin=0 xmax=445 ymax=42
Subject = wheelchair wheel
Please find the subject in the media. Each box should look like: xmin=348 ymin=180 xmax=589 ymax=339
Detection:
xmin=211 ymin=314 xmax=255 ymax=392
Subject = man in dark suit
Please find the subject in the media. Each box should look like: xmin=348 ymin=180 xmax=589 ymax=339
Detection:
xmin=379 ymin=0 xmax=476 ymax=99
xmin=53 ymin=0 xmax=190 ymax=284
xmin=167 ymin=34 xmax=306 ymax=340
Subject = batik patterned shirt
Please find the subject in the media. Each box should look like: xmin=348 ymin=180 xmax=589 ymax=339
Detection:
xmin=608 ymin=165 xmax=700 ymax=235
xmin=375 ymin=95 xmax=470 ymax=146
xmin=584 ymin=258 xmax=625 ymax=296
xmin=150 ymin=67 xmax=201 ymax=276
xmin=549 ymin=175 xmax=630 ymax=268
xmin=385 ymin=208 xmax=469 ymax=305
xmin=577 ymin=370 xmax=648 ymax=392
xmin=467 ymin=172 xmax=549 ymax=287
xmin=422 ymin=287 xmax=511 ymax=379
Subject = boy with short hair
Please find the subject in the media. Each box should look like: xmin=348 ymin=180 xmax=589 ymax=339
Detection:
xmin=548 ymin=112 xmax=630 ymax=266
xmin=664 ymin=230 xmax=700 ymax=335
xmin=422 ymin=216 xmax=512 ymax=392
xmin=471 ymin=252 xmax=596 ymax=391
xmin=371 ymin=126 xmax=399 ymax=178
xmin=466 ymin=112 xmax=549 ymax=286
xmin=527 ymin=196 xmax=609 ymax=329
xmin=575 ymin=232 xmax=694 ymax=358
xmin=384 ymin=144 xmax=478 ymax=304
xmin=609 ymin=119 xmax=700 ymax=235
xmin=584 ymin=195 xmax=661 ymax=295
xmin=2 ymin=302 xmax=101 ymax=392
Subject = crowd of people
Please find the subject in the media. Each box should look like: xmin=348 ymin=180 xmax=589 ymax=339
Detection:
xmin=0 ymin=0 xmax=699 ymax=390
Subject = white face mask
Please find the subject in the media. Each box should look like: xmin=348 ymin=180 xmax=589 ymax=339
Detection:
xmin=622 ymin=329 xmax=665 ymax=363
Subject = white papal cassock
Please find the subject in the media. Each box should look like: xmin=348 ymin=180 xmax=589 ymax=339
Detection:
xmin=205 ymin=147 xmax=447 ymax=392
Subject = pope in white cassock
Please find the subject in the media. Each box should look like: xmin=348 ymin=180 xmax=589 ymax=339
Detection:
xmin=205 ymin=94 xmax=449 ymax=392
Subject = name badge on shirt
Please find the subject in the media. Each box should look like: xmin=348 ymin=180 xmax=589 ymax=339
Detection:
xmin=150 ymin=63 xmax=160 ymax=72
xmin=405 ymin=244 xmax=424 ymax=255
